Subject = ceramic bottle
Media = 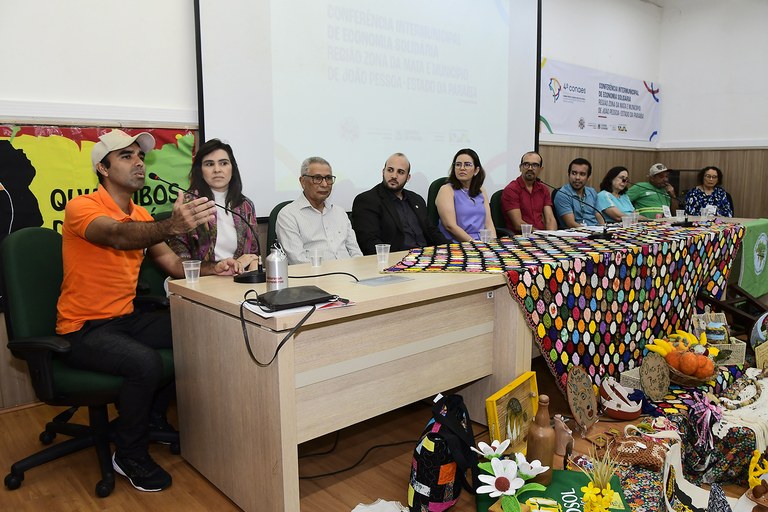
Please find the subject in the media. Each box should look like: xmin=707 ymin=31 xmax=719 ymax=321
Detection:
xmin=526 ymin=394 xmax=555 ymax=485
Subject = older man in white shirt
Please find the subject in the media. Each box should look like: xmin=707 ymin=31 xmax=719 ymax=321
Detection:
xmin=276 ymin=156 xmax=362 ymax=264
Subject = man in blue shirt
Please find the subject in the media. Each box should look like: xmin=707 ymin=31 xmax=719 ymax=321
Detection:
xmin=553 ymin=158 xmax=605 ymax=228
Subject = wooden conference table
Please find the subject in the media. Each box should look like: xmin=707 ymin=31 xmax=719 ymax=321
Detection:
xmin=168 ymin=252 xmax=533 ymax=512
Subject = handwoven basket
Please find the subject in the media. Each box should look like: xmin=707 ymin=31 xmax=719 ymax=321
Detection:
xmin=667 ymin=364 xmax=714 ymax=387
xmin=710 ymin=337 xmax=746 ymax=366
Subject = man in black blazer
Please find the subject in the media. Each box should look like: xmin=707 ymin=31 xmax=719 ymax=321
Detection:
xmin=352 ymin=153 xmax=449 ymax=255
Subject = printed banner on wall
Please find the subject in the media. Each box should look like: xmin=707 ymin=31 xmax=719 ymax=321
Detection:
xmin=539 ymin=58 xmax=660 ymax=143
xmin=0 ymin=125 xmax=197 ymax=245
xmin=740 ymin=218 xmax=768 ymax=297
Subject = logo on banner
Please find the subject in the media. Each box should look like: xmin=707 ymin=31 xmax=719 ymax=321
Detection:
xmin=755 ymin=233 xmax=767 ymax=276
xmin=578 ymin=118 xmax=585 ymax=130
xmin=549 ymin=78 xmax=562 ymax=102
xmin=643 ymin=80 xmax=660 ymax=102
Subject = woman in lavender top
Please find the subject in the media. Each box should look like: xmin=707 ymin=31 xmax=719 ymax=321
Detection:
xmin=436 ymin=148 xmax=496 ymax=242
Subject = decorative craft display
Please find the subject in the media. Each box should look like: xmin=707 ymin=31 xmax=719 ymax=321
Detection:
xmin=689 ymin=308 xmax=746 ymax=366
xmin=662 ymin=443 xmax=737 ymax=511
xmin=746 ymin=487 xmax=768 ymax=508
xmin=599 ymin=376 xmax=642 ymax=420
xmin=752 ymin=312 xmax=768 ymax=369
xmin=554 ymin=414 xmax=573 ymax=457
xmin=515 ymin=469 xmax=629 ymax=512
xmin=670 ymin=392 xmax=754 ymax=486
xmin=566 ymin=366 xmax=598 ymax=434
xmin=752 ymin=312 xmax=768 ymax=350
xmin=385 ymin=221 xmax=744 ymax=396
xmin=691 ymin=308 xmax=730 ymax=341
xmin=638 ymin=353 xmax=671 ymax=402
xmin=713 ymin=374 xmax=763 ymax=410
xmin=485 ymin=371 xmax=539 ymax=456
xmin=687 ymin=392 xmax=722 ymax=451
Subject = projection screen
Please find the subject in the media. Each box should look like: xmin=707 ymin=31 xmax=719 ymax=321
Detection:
xmin=196 ymin=0 xmax=540 ymax=216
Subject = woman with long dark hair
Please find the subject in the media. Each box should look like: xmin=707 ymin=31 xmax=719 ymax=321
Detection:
xmin=168 ymin=139 xmax=260 ymax=268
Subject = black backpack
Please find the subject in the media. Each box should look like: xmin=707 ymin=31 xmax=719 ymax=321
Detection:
xmin=407 ymin=394 xmax=480 ymax=511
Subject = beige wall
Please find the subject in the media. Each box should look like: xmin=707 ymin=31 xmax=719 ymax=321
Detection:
xmin=0 ymin=314 xmax=36 ymax=409
xmin=539 ymin=145 xmax=768 ymax=219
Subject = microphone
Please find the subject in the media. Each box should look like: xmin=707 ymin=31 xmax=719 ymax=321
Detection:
xmin=148 ymin=173 xmax=266 ymax=283
xmin=537 ymin=178 xmax=612 ymax=240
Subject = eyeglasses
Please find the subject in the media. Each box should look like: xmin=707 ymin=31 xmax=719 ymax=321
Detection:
xmin=618 ymin=177 xmax=628 ymax=182
xmin=303 ymin=174 xmax=336 ymax=184
xmin=520 ymin=162 xmax=541 ymax=170
xmin=704 ymin=174 xmax=718 ymax=180
xmin=454 ymin=162 xmax=475 ymax=169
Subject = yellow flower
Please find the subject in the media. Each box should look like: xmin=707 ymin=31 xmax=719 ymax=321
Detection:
xmin=581 ymin=482 xmax=615 ymax=512
xmin=581 ymin=481 xmax=600 ymax=502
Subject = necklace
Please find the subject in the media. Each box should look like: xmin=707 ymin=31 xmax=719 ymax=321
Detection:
xmin=713 ymin=377 xmax=762 ymax=410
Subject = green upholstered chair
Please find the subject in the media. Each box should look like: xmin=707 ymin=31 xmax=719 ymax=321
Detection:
xmin=266 ymin=200 xmax=292 ymax=253
xmin=426 ymin=176 xmax=447 ymax=228
xmin=489 ymin=190 xmax=513 ymax=238
xmin=0 ymin=227 xmax=177 ymax=497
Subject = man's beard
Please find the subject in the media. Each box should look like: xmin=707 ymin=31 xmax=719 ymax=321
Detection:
xmin=386 ymin=179 xmax=405 ymax=192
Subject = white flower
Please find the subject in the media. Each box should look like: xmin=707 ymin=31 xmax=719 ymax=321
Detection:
xmin=515 ymin=452 xmax=549 ymax=480
xmin=471 ymin=439 xmax=511 ymax=459
xmin=477 ymin=457 xmax=525 ymax=498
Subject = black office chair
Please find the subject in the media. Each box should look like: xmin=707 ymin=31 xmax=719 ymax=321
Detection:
xmin=726 ymin=191 xmax=735 ymax=216
xmin=488 ymin=190 xmax=513 ymax=238
xmin=0 ymin=227 xmax=177 ymax=497
xmin=266 ymin=200 xmax=292 ymax=252
xmin=551 ymin=188 xmax=564 ymax=228
xmin=426 ymin=177 xmax=447 ymax=228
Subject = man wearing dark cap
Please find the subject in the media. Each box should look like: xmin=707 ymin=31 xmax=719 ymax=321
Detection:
xmin=56 ymin=129 xmax=241 ymax=492
xmin=626 ymin=163 xmax=679 ymax=218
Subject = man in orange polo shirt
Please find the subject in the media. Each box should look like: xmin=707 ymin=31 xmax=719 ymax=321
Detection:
xmin=56 ymin=129 xmax=241 ymax=492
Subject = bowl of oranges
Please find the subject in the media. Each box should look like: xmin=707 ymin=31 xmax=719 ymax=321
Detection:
xmin=644 ymin=330 xmax=718 ymax=386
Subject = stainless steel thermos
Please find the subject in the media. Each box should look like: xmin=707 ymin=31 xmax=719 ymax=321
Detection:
xmin=265 ymin=243 xmax=288 ymax=291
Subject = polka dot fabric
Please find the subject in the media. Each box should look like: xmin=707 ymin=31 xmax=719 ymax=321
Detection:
xmin=386 ymin=221 xmax=745 ymax=394
xmin=506 ymin=222 xmax=744 ymax=394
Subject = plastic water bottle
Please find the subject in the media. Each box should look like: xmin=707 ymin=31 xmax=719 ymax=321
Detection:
xmin=265 ymin=243 xmax=288 ymax=291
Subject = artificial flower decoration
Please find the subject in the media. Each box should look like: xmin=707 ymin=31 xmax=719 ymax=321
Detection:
xmin=515 ymin=452 xmax=549 ymax=480
xmin=577 ymin=449 xmax=619 ymax=512
xmin=477 ymin=458 xmax=525 ymax=498
xmin=474 ymin=441 xmax=548 ymax=512
xmin=581 ymin=481 xmax=615 ymax=511
xmin=472 ymin=439 xmax=511 ymax=459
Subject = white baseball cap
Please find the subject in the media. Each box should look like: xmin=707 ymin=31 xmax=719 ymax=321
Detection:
xmin=648 ymin=163 xmax=669 ymax=176
xmin=91 ymin=129 xmax=155 ymax=172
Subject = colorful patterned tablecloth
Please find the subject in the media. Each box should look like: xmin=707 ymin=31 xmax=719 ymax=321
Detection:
xmin=386 ymin=221 xmax=745 ymax=395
